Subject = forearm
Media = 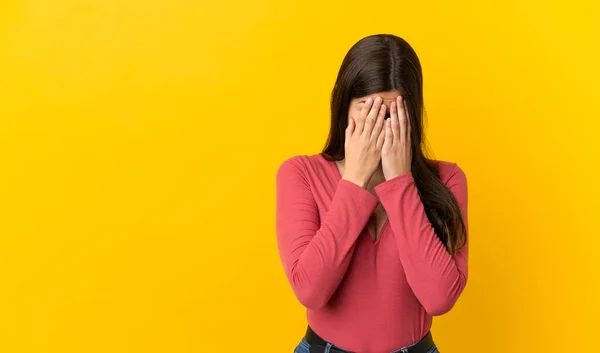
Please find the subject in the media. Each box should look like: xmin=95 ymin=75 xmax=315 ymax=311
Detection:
xmin=374 ymin=168 xmax=469 ymax=315
xmin=277 ymin=161 xmax=379 ymax=309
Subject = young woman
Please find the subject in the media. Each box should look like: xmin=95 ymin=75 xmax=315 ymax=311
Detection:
xmin=275 ymin=34 xmax=469 ymax=353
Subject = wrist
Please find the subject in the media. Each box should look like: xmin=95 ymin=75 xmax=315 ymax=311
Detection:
xmin=342 ymin=174 xmax=368 ymax=189
xmin=384 ymin=170 xmax=410 ymax=181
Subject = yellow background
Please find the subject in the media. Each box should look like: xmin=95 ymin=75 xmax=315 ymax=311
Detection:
xmin=1 ymin=0 xmax=598 ymax=352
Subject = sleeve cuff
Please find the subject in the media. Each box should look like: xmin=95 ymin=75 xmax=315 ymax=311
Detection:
xmin=374 ymin=172 xmax=414 ymax=196
xmin=338 ymin=178 xmax=379 ymax=206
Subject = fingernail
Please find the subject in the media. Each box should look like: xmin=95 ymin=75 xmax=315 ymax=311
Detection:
xmin=366 ymin=97 xmax=372 ymax=104
xmin=376 ymin=97 xmax=382 ymax=103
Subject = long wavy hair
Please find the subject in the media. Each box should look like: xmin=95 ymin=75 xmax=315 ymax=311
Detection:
xmin=322 ymin=34 xmax=466 ymax=255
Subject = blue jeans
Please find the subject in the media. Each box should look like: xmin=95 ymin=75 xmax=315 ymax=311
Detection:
xmin=293 ymin=337 xmax=439 ymax=353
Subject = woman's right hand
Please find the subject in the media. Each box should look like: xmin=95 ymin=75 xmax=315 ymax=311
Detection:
xmin=342 ymin=96 xmax=387 ymax=188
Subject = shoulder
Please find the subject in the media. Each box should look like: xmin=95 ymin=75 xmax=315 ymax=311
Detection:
xmin=430 ymin=159 xmax=468 ymax=187
xmin=276 ymin=154 xmax=314 ymax=174
xmin=276 ymin=153 xmax=324 ymax=182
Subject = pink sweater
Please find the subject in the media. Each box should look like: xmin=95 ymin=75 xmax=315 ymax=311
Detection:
xmin=275 ymin=154 xmax=469 ymax=353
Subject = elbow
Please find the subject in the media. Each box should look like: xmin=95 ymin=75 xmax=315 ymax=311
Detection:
xmin=294 ymin=286 xmax=330 ymax=310
xmin=421 ymin=279 xmax=467 ymax=316
xmin=422 ymin=297 xmax=458 ymax=316
xmin=287 ymin=265 xmax=332 ymax=310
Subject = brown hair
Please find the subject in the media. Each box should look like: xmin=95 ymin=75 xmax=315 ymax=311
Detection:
xmin=322 ymin=34 xmax=466 ymax=255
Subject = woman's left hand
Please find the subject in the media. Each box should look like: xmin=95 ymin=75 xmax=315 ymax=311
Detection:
xmin=381 ymin=95 xmax=412 ymax=180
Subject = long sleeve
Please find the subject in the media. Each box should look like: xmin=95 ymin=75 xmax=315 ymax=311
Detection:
xmin=374 ymin=163 xmax=469 ymax=316
xmin=275 ymin=156 xmax=379 ymax=310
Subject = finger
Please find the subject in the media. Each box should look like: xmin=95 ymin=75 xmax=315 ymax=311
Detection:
xmin=355 ymin=97 xmax=373 ymax=134
xmin=345 ymin=118 xmax=355 ymax=146
xmin=398 ymin=96 xmax=408 ymax=143
xmin=370 ymin=103 xmax=386 ymax=141
xmin=392 ymin=98 xmax=401 ymax=141
xmin=378 ymin=118 xmax=389 ymax=150
xmin=390 ymin=101 xmax=397 ymax=140
xmin=382 ymin=118 xmax=393 ymax=150
xmin=404 ymin=99 xmax=411 ymax=141
xmin=362 ymin=96 xmax=382 ymax=137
